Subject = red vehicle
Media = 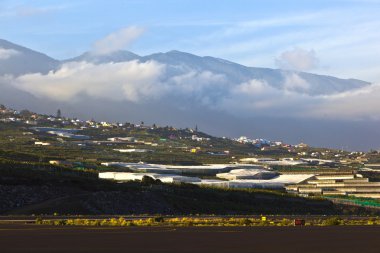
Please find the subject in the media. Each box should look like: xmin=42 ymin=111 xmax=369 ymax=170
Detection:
xmin=294 ymin=219 xmax=306 ymax=226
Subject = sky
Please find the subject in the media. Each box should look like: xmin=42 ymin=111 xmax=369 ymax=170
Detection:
xmin=1 ymin=0 xmax=380 ymax=82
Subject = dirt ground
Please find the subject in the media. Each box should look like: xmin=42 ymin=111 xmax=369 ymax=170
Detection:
xmin=0 ymin=224 xmax=379 ymax=253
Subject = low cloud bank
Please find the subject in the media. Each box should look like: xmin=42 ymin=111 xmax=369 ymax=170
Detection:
xmin=4 ymin=58 xmax=380 ymax=121
xmin=311 ymin=83 xmax=380 ymax=120
xmin=221 ymin=77 xmax=380 ymax=120
xmin=10 ymin=60 xmax=226 ymax=105
xmin=0 ymin=48 xmax=20 ymax=60
xmin=13 ymin=60 xmax=165 ymax=102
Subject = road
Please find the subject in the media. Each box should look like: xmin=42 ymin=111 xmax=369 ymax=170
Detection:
xmin=0 ymin=224 xmax=379 ymax=253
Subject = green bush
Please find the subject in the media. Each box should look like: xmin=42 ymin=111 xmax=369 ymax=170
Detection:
xmin=322 ymin=217 xmax=341 ymax=226
xmin=154 ymin=216 xmax=165 ymax=223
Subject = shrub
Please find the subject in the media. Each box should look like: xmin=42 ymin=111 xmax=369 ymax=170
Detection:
xmin=239 ymin=218 xmax=252 ymax=226
xmin=154 ymin=216 xmax=165 ymax=223
xmin=141 ymin=176 xmax=157 ymax=185
xmin=35 ymin=218 xmax=43 ymax=224
xmin=322 ymin=217 xmax=341 ymax=226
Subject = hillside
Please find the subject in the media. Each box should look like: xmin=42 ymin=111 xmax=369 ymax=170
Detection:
xmin=0 ymin=105 xmax=378 ymax=215
xmin=0 ymin=166 xmax=339 ymax=215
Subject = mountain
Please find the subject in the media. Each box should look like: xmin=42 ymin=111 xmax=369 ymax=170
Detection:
xmin=0 ymin=38 xmax=370 ymax=95
xmin=64 ymin=50 xmax=141 ymax=64
xmin=66 ymin=49 xmax=370 ymax=96
xmin=1 ymin=39 xmax=378 ymax=151
xmin=0 ymin=39 xmax=59 ymax=76
xmin=142 ymin=50 xmax=369 ymax=95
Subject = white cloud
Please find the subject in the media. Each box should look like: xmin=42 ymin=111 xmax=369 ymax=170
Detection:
xmin=6 ymin=57 xmax=380 ymax=121
xmin=218 ymin=77 xmax=380 ymax=121
xmin=17 ymin=5 xmax=68 ymax=17
xmin=311 ymin=83 xmax=380 ymax=120
xmin=169 ymin=70 xmax=226 ymax=93
xmin=275 ymin=48 xmax=319 ymax=71
xmin=0 ymin=48 xmax=20 ymax=60
xmin=0 ymin=3 xmax=71 ymax=18
xmin=219 ymin=79 xmax=313 ymax=117
xmin=12 ymin=60 xmax=166 ymax=102
xmin=189 ymin=8 xmax=380 ymax=82
xmin=283 ymin=73 xmax=310 ymax=92
xmin=9 ymin=60 xmax=226 ymax=105
xmin=92 ymin=26 xmax=144 ymax=55
xmin=167 ymin=70 xmax=227 ymax=107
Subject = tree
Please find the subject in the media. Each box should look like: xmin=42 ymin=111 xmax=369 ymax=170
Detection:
xmin=20 ymin=109 xmax=32 ymax=118
xmin=141 ymin=175 xmax=161 ymax=185
xmin=56 ymin=109 xmax=62 ymax=118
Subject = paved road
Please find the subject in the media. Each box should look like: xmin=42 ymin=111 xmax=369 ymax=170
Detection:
xmin=0 ymin=224 xmax=379 ymax=253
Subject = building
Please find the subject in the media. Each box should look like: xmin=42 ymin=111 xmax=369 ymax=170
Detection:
xmin=216 ymin=168 xmax=277 ymax=180
xmin=285 ymin=173 xmax=380 ymax=199
xmin=239 ymin=157 xmax=276 ymax=163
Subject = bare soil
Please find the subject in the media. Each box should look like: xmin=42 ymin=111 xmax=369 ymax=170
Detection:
xmin=0 ymin=224 xmax=379 ymax=253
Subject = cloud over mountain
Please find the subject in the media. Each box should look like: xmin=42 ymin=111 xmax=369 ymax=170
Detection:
xmin=0 ymin=48 xmax=20 ymax=60
xmin=13 ymin=60 xmax=165 ymax=102
xmin=310 ymin=82 xmax=380 ymax=120
xmin=275 ymin=47 xmax=319 ymax=71
xmin=8 ymin=56 xmax=379 ymax=122
xmin=92 ymin=27 xmax=145 ymax=55
xmin=218 ymin=76 xmax=380 ymax=120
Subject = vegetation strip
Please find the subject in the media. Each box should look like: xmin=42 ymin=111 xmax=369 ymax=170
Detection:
xmin=35 ymin=216 xmax=380 ymax=227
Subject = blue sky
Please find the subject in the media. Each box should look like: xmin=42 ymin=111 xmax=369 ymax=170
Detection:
xmin=1 ymin=0 xmax=380 ymax=82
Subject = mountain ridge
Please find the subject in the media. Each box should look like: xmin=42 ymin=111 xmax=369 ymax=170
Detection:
xmin=0 ymin=39 xmax=59 ymax=76
xmin=1 ymin=39 xmax=380 ymax=152
xmin=0 ymin=39 xmax=370 ymax=96
xmin=66 ymin=48 xmax=370 ymax=96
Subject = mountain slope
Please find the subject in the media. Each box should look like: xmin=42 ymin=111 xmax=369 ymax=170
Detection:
xmin=64 ymin=50 xmax=141 ymax=64
xmin=60 ymin=49 xmax=371 ymax=95
xmin=142 ymin=50 xmax=370 ymax=95
xmin=0 ymin=39 xmax=59 ymax=76
xmin=0 ymin=38 xmax=371 ymax=95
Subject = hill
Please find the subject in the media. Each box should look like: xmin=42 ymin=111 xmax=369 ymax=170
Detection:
xmin=0 ymin=105 xmax=378 ymax=215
